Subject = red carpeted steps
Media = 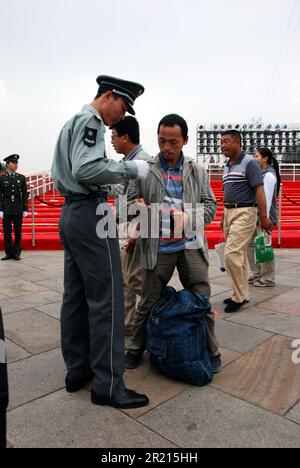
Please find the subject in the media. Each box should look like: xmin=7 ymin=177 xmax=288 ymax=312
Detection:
xmin=0 ymin=181 xmax=299 ymax=250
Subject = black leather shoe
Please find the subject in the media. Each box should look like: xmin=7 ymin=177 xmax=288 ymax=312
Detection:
xmin=223 ymin=298 xmax=249 ymax=305
xmin=1 ymin=255 xmax=14 ymax=261
xmin=125 ymin=351 xmax=143 ymax=369
xmin=224 ymin=300 xmax=248 ymax=313
xmin=14 ymin=254 xmax=21 ymax=261
xmin=91 ymin=388 xmax=149 ymax=409
xmin=65 ymin=372 xmax=93 ymax=393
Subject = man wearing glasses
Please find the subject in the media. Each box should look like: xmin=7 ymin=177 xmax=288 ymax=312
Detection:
xmin=109 ymin=116 xmax=152 ymax=336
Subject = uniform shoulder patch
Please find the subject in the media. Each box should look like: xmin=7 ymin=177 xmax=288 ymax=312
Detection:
xmin=83 ymin=127 xmax=97 ymax=147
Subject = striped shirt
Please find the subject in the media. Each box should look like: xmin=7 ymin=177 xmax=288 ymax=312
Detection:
xmin=223 ymin=153 xmax=263 ymax=204
xmin=158 ymin=153 xmax=196 ymax=253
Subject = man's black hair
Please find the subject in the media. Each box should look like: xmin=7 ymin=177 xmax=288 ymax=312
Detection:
xmin=157 ymin=114 xmax=188 ymax=140
xmin=221 ymin=130 xmax=242 ymax=146
xmin=110 ymin=116 xmax=140 ymax=144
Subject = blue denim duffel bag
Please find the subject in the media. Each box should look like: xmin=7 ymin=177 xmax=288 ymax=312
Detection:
xmin=146 ymin=287 xmax=213 ymax=386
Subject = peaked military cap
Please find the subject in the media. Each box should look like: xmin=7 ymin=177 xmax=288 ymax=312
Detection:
xmin=4 ymin=154 xmax=20 ymax=163
xmin=96 ymin=75 xmax=144 ymax=115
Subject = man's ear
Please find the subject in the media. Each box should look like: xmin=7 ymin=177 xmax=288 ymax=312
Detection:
xmin=103 ymin=90 xmax=113 ymax=101
xmin=183 ymin=135 xmax=189 ymax=146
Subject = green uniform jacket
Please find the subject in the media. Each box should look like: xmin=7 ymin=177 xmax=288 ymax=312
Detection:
xmin=0 ymin=171 xmax=28 ymax=215
xmin=51 ymin=104 xmax=139 ymax=196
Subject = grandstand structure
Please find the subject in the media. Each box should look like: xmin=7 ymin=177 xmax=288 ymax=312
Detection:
xmin=197 ymin=122 xmax=300 ymax=166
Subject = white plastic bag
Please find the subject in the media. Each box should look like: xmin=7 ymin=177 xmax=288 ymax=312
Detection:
xmin=215 ymin=242 xmax=226 ymax=272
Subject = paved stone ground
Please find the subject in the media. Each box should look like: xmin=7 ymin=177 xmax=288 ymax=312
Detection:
xmin=1 ymin=250 xmax=300 ymax=448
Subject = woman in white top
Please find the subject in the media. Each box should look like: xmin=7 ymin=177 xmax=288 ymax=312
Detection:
xmin=248 ymin=148 xmax=281 ymax=287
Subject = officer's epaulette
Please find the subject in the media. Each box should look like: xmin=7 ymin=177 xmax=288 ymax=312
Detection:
xmin=0 ymin=173 xmax=6 ymax=177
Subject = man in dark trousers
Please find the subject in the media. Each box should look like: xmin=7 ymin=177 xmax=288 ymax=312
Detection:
xmin=0 ymin=307 xmax=8 ymax=449
xmin=0 ymin=154 xmax=29 ymax=261
xmin=51 ymin=75 xmax=150 ymax=409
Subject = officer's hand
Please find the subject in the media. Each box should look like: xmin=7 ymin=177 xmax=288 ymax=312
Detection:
xmin=134 ymin=160 xmax=150 ymax=179
xmin=23 ymin=211 xmax=29 ymax=218
xmin=109 ymin=184 xmax=125 ymax=198
xmin=0 ymin=211 xmax=3 ymax=219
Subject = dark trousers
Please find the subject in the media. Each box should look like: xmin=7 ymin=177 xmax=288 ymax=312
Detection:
xmin=2 ymin=214 xmax=23 ymax=256
xmin=59 ymin=198 xmax=126 ymax=398
xmin=0 ymin=308 xmax=8 ymax=449
xmin=128 ymin=250 xmax=219 ymax=358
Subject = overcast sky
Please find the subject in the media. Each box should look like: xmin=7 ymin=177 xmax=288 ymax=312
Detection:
xmin=0 ymin=0 xmax=300 ymax=174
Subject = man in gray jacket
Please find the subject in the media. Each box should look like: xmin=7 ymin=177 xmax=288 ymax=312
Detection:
xmin=124 ymin=114 xmax=221 ymax=373
xmin=110 ymin=116 xmax=152 ymax=335
xmin=51 ymin=75 xmax=150 ymax=409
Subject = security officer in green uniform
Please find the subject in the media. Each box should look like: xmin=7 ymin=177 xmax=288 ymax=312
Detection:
xmin=51 ymin=75 xmax=150 ymax=409
xmin=0 ymin=154 xmax=28 ymax=261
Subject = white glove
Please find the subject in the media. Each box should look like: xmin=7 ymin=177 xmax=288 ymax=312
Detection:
xmin=109 ymin=184 xmax=126 ymax=198
xmin=0 ymin=211 xmax=3 ymax=219
xmin=134 ymin=160 xmax=150 ymax=179
xmin=23 ymin=211 xmax=29 ymax=217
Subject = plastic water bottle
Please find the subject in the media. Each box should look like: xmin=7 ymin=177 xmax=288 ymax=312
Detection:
xmin=264 ymin=233 xmax=272 ymax=246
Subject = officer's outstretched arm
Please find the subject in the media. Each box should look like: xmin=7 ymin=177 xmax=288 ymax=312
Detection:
xmin=71 ymin=117 xmax=138 ymax=186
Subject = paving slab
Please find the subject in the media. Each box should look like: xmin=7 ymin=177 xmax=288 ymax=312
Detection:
xmin=218 ymin=347 xmax=242 ymax=368
xmin=17 ymin=269 xmax=64 ymax=283
xmin=123 ymin=359 xmax=189 ymax=419
xmin=259 ymin=288 xmax=300 ymax=317
xmin=35 ymin=302 xmax=62 ymax=320
xmin=2 ymin=249 xmax=300 ymax=448
xmin=227 ymin=307 xmax=300 ymax=339
xmin=35 ymin=278 xmax=64 ymax=293
xmin=7 ymin=390 xmax=176 ymax=448
xmin=211 ymin=282 xmax=232 ymax=296
xmin=212 ymin=335 xmax=300 ymax=415
xmin=1 ymin=290 xmax=62 ymax=314
xmin=3 ymin=309 xmax=60 ymax=354
xmin=7 ymin=348 xmax=65 ymax=410
xmin=0 ymin=277 xmax=48 ymax=297
xmin=274 ymin=273 xmax=300 ymax=288
xmin=0 ymin=263 xmax=42 ymax=278
xmin=273 ymin=261 xmax=300 ymax=274
xmin=215 ymin=318 xmax=273 ymax=353
xmin=139 ymin=387 xmax=300 ymax=448
xmin=5 ymin=338 xmax=31 ymax=364
xmin=286 ymin=401 xmax=300 ymax=425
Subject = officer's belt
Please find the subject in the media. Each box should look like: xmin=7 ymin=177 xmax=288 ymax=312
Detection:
xmin=64 ymin=192 xmax=108 ymax=204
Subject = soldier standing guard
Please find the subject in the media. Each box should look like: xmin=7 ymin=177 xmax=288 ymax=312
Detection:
xmin=0 ymin=154 xmax=29 ymax=261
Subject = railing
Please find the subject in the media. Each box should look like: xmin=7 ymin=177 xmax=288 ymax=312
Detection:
xmin=207 ymin=163 xmax=300 ymax=182
xmin=26 ymin=171 xmax=53 ymax=199
xmin=20 ymin=168 xmax=300 ymax=248
xmin=26 ymin=171 xmax=55 ymax=247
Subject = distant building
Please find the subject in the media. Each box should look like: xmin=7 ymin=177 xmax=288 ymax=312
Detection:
xmin=197 ymin=122 xmax=300 ymax=166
